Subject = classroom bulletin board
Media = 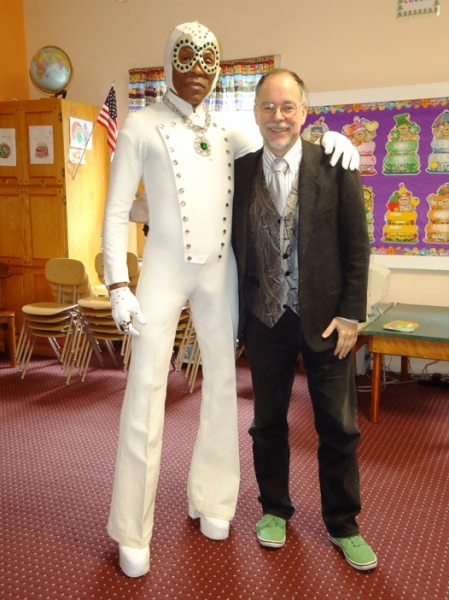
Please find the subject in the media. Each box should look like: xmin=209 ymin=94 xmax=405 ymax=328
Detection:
xmin=303 ymin=96 xmax=449 ymax=262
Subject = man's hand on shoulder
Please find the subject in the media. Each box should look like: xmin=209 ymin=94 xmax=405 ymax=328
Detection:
xmin=321 ymin=131 xmax=360 ymax=171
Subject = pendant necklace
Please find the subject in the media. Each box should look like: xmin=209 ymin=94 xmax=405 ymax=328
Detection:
xmin=163 ymin=95 xmax=212 ymax=157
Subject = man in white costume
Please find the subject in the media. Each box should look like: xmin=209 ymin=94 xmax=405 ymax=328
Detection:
xmin=102 ymin=21 xmax=359 ymax=578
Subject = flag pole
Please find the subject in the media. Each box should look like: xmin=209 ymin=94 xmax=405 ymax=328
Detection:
xmin=69 ymin=82 xmax=115 ymax=180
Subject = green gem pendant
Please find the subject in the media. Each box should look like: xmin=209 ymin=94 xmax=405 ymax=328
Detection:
xmin=194 ymin=137 xmax=212 ymax=156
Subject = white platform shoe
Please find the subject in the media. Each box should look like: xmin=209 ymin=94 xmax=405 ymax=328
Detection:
xmin=119 ymin=544 xmax=150 ymax=578
xmin=188 ymin=502 xmax=230 ymax=540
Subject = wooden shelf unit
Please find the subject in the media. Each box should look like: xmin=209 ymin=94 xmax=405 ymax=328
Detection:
xmin=0 ymin=98 xmax=110 ymax=337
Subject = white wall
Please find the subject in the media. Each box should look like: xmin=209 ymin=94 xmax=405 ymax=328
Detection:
xmin=22 ymin=0 xmax=449 ymax=125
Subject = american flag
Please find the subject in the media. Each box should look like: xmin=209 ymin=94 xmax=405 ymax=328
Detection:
xmin=97 ymin=86 xmax=118 ymax=156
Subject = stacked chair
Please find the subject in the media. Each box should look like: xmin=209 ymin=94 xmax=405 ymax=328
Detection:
xmin=64 ymin=252 xmax=141 ymax=382
xmin=0 ymin=262 xmax=17 ymax=367
xmin=67 ymin=296 xmax=130 ymax=383
xmin=172 ymin=304 xmax=191 ymax=370
xmin=95 ymin=251 xmax=141 ymax=296
xmin=173 ymin=303 xmax=202 ymax=393
xmin=15 ymin=258 xmax=94 ymax=379
xmin=173 ymin=306 xmax=243 ymax=392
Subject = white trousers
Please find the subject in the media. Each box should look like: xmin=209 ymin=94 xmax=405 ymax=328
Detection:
xmin=107 ymin=248 xmax=240 ymax=548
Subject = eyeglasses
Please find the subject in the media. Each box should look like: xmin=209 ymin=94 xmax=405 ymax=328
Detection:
xmin=256 ymin=102 xmax=301 ymax=116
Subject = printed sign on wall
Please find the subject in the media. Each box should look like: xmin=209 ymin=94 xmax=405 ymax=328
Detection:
xmin=303 ymin=97 xmax=449 ymax=258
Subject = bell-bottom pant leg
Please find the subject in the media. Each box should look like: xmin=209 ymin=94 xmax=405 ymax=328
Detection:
xmin=186 ymin=251 xmax=240 ymax=521
xmin=107 ymin=251 xmax=240 ymax=547
xmin=244 ymin=310 xmax=300 ymax=520
xmin=300 ymin=340 xmax=362 ymax=538
xmin=108 ymin=260 xmax=195 ymax=549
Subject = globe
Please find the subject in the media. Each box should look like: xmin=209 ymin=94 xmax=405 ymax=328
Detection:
xmin=29 ymin=46 xmax=73 ymax=96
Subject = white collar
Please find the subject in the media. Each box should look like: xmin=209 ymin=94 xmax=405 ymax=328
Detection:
xmin=165 ymin=89 xmax=207 ymax=125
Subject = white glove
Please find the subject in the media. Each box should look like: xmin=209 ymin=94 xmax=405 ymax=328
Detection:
xmin=109 ymin=286 xmax=147 ymax=337
xmin=321 ymin=131 xmax=360 ymax=171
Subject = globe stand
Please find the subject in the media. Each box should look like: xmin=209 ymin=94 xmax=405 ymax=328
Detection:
xmin=55 ymin=90 xmax=68 ymax=99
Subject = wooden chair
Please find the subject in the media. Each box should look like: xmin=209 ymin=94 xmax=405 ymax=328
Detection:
xmin=0 ymin=262 xmax=17 ymax=367
xmin=15 ymin=258 xmax=94 ymax=379
xmin=17 ymin=303 xmax=78 ymax=378
xmin=94 ymin=252 xmax=141 ymax=295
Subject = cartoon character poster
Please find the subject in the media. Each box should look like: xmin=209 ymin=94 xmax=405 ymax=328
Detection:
xmin=69 ymin=117 xmax=93 ymax=150
xmin=303 ymin=97 xmax=449 ymax=257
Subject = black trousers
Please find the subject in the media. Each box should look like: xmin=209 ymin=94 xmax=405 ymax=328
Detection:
xmin=244 ymin=309 xmax=362 ymax=537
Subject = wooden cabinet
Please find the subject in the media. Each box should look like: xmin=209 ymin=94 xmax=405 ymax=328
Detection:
xmin=0 ymin=98 xmax=110 ymax=333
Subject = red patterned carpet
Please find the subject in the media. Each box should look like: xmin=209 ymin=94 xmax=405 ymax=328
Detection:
xmin=1 ymin=352 xmax=448 ymax=599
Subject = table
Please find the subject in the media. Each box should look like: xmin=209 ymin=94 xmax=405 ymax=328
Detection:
xmin=360 ymin=303 xmax=449 ymax=423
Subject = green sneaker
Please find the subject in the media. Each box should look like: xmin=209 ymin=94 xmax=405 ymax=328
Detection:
xmin=329 ymin=534 xmax=377 ymax=571
xmin=255 ymin=514 xmax=286 ymax=548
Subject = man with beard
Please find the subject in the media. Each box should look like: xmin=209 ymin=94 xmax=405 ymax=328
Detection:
xmin=232 ymin=69 xmax=377 ymax=571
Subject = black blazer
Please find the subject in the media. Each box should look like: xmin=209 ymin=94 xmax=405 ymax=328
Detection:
xmin=232 ymin=141 xmax=370 ymax=353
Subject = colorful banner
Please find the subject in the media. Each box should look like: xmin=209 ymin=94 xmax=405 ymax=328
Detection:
xmin=397 ymin=0 xmax=440 ymax=19
xmin=304 ymin=97 xmax=449 ymax=258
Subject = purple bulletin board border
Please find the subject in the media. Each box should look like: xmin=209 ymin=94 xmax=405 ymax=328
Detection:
xmin=303 ymin=97 xmax=449 ymax=259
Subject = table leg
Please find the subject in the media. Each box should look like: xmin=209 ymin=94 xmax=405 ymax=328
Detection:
xmin=370 ymin=352 xmax=382 ymax=423
xmin=401 ymin=356 xmax=408 ymax=381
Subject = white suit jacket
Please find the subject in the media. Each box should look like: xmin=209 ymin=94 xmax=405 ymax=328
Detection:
xmin=102 ymin=90 xmax=255 ymax=286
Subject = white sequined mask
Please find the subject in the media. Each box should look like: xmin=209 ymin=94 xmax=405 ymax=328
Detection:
xmin=164 ymin=21 xmax=220 ymax=97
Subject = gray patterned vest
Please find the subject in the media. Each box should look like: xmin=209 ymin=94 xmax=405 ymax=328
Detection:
xmin=244 ymin=160 xmax=300 ymax=328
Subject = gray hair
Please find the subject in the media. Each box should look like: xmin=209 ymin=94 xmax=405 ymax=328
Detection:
xmin=255 ymin=69 xmax=306 ymax=104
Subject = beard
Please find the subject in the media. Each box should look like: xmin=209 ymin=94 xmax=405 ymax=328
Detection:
xmin=262 ymin=123 xmax=293 ymax=153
